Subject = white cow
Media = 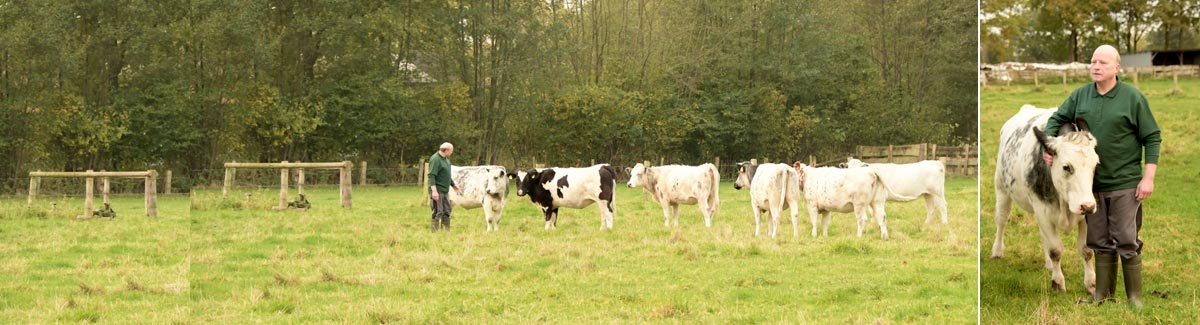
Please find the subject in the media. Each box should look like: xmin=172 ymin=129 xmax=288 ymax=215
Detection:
xmin=846 ymin=158 xmax=949 ymax=224
xmin=792 ymin=162 xmax=910 ymax=240
xmin=626 ymin=163 xmax=720 ymax=228
xmin=448 ymin=166 xmax=509 ymax=232
xmin=513 ymin=164 xmax=617 ymax=230
xmin=734 ymin=163 xmax=801 ymax=238
xmin=992 ymin=105 xmax=1099 ymax=294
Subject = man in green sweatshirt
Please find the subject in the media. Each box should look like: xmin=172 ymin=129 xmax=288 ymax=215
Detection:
xmin=429 ymin=142 xmax=462 ymax=232
xmin=1044 ymin=45 xmax=1161 ymax=308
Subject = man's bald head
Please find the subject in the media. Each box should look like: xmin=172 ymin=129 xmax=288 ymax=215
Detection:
xmin=1090 ymin=45 xmax=1121 ymax=85
xmin=439 ymin=142 xmax=454 ymax=157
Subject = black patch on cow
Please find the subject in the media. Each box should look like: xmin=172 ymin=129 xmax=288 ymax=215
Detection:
xmin=556 ymin=176 xmax=569 ymax=198
xmin=522 ymin=170 xmax=556 ymax=210
xmin=598 ymin=165 xmax=616 ymax=212
xmin=1049 ymin=248 xmax=1062 ymax=262
xmin=544 ymin=207 xmax=558 ymax=222
xmin=539 ymin=169 xmax=556 ymax=185
xmin=1026 ymin=146 xmax=1059 ymax=203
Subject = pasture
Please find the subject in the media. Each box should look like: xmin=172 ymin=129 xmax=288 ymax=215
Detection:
xmin=186 ymin=177 xmax=977 ymax=323
xmin=0 ymin=194 xmax=190 ymax=323
xmin=980 ymin=78 xmax=1200 ymax=322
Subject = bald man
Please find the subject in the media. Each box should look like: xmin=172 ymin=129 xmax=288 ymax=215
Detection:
xmin=428 ymin=142 xmax=462 ymax=232
xmin=1044 ymin=45 xmax=1161 ymax=308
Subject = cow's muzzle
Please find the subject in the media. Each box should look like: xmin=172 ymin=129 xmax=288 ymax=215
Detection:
xmin=1080 ymin=202 xmax=1097 ymax=215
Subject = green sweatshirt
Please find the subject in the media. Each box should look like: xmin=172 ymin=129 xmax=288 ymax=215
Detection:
xmin=1046 ymin=80 xmax=1161 ymax=192
xmin=428 ymin=153 xmax=455 ymax=194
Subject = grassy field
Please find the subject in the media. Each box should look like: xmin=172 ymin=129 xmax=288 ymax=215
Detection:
xmin=980 ymin=78 xmax=1200 ymax=323
xmin=0 ymin=194 xmax=190 ymax=323
xmin=187 ymin=177 xmax=977 ymax=323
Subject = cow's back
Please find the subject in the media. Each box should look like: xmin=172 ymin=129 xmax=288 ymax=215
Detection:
xmin=543 ymin=165 xmax=610 ymax=209
xmin=867 ymin=160 xmax=945 ymax=198
xmin=449 ymin=165 xmax=506 ymax=209
xmin=995 ymin=106 xmax=1055 ymax=211
xmin=749 ymin=164 xmax=798 ymax=209
xmin=654 ymin=164 xmax=719 ymax=204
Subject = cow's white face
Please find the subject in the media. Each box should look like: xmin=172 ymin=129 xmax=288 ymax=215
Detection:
xmin=513 ymin=170 xmax=530 ymax=196
xmin=1039 ymin=129 xmax=1100 ymax=215
xmin=485 ymin=168 xmax=508 ymax=196
xmin=845 ymin=158 xmax=867 ymax=168
xmin=733 ymin=163 xmax=755 ymax=190
xmin=626 ymin=163 xmax=647 ymax=188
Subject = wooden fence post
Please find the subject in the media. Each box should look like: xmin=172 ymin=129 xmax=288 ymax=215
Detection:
xmin=887 ymin=145 xmax=894 ymax=163
xmin=360 ymin=161 xmax=367 ymax=185
xmin=341 ymin=161 xmax=353 ymax=209
xmin=750 ymin=159 xmax=757 ymax=165
xmin=164 ymin=170 xmax=172 ymax=195
xmin=420 ymin=159 xmax=429 ymax=206
xmin=931 ymin=144 xmax=938 ymax=160
xmin=27 ymin=174 xmax=39 ymax=205
xmin=223 ymin=166 xmax=232 ymax=197
xmin=146 ymin=170 xmax=158 ymax=217
xmin=279 ymin=161 xmax=289 ymax=209
xmin=84 ymin=171 xmax=94 ymax=218
xmin=297 ymin=166 xmax=305 ymax=196
xmin=1033 ymin=70 xmax=1039 ymax=86
xmin=1132 ymin=67 xmax=1139 ymax=88
xmin=1172 ymin=70 xmax=1182 ymax=94
xmin=101 ymin=174 xmax=110 ymax=204
xmin=1061 ymin=71 xmax=1067 ymax=88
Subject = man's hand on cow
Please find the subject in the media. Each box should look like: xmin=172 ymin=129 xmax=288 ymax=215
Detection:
xmin=1136 ymin=178 xmax=1154 ymax=201
xmin=453 ymin=185 xmax=462 ymax=196
xmin=1041 ymin=150 xmax=1054 ymax=166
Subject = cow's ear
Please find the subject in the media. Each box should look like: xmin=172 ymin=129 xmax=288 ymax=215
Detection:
xmin=1033 ymin=126 xmax=1058 ymax=156
xmin=1072 ymin=117 xmax=1090 ymax=134
xmin=624 ymin=167 xmax=631 ymax=174
xmin=539 ymin=169 xmax=556 ymax=183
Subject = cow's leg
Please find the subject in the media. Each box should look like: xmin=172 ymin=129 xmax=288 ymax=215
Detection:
xmin=698 ymin=195 xmax=713 ymax=228
xmin=872 ymin=201 xmax=889 ymax=240
xmin=600 ymin=201 xmax=614 ymax=230
xmin=543 ymin=208 xmax=553 ymax=230
xmin=935 ymin=192 xmax=949 ymax=224
xmin=808 ymin=206 xmax=821 ymax=237
xmin=768 ymin=205 xmax=783 ymax=238
xmin=854 ymin=205 xmax=867 ymax=238
xmin=821 ymin=211 xmax=832 ymax=236
xmin=752 ymin=202 xmax=763 ymax=237
xmin=1036 ymin=211 xmax=1068 ymax=292
xmin=789 ymin=203 xmax=800 ymax=238
xmin=661 ymin=202 xmax=673 ymax=228
xmin=991 ymin=191 xmax=1013 ymax=258
xmin=484 ymin=201 xmax=494 ymax=232
xmin=1078 ymin=218 xmax=1096 ymax=296
xmin=923 ymin=194 xmax=937 ymax=224
xmin=671 ymin=203 xmax=680 ymax=227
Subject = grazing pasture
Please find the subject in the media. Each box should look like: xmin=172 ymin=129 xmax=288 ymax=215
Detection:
xmin=981 ymin=78 xmax=1200 ymax=323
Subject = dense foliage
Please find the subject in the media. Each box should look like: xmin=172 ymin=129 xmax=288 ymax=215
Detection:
xmin=0 ymin=0 xmax=978 ymax=190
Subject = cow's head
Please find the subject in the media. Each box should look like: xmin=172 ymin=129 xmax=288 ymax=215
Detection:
xmin=486 ymin=167 xmax=508 ymax=196
xmin=845 ymin=157 xmax=867 ymax=168
xmin=512 ymin=169 xmax=533 ymax=197
xmin=792 ymin=162 xmax=810 ymax=190
xmin=625 ymin=163 xmax=648 ymax=188
xmin=1033 ymin=118 xmax=1099 ymax=215
xmin=733 ymin=162 xmax=758 ymax=190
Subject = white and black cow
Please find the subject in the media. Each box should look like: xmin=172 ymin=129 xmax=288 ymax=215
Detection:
xmin=448 ymin=165 xmax=509 ymax=232
xmin=734 ymin=162 xmax=801 ymax=238
xmin=792 ymin=162 xmax=911 ymax=240
xmin=845 ymin=158 xmax=949 ymax=224
xmin=626 ymin=163 xmax=720 ymax=228
xmin=513 ymin=164 xmax=617 ymax=230
xmin=992 ymin=105 xmax=1099 ymax=294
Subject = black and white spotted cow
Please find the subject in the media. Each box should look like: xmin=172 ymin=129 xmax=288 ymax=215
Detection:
xmin=992 ymin=104 xmax=1099 ymax=294
xmin=626 ymin=163 xmax=720 ymax=228
xmin=448 ymin=165 xmax=509 ymax=232
xmin=513 ymin=164 xmax=617 ymax=230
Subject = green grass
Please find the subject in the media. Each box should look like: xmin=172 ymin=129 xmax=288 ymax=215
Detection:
xmin=0 ymin=194 xmax=190 ymax=323
xmin=187 ymin=178 xmax=977 ymax=323
xmin=981 ymin=78 xmax=1200 ymax=323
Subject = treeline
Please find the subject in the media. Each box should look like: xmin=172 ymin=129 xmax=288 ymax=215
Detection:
xmin=982 ymin=0 xmax=1200 ymax=63
xmin=0 ymin=0 xmax=977 ymax=191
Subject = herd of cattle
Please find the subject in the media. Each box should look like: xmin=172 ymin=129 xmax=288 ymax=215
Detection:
xmin=445 ymin=157 xmax=950 ymax=239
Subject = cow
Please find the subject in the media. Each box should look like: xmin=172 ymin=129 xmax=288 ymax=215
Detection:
xmin=447 ymin=165 xmax=509 ymax=232
xmin=626 ymin=163 xmax=721 ymax=228
xmin=733 ymin=162 xmax=801 ymax=238
xmin=513 ymin=164 xmax=617 ymax=230
xmin=792 ymin=162 xmax=912 ymax=240
xmin=845 ymin=158 xmax=949 ymax=224
xmin=992 ymin=105 xmax=1099 ymax=294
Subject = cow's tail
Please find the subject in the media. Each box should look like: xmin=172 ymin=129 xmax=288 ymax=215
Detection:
xmin=704 ymin=163 xmax=720 ymax=216
xmin=778 ymin=167 xmax=790 ymax=208
xmin=600 ymin=164 xmax=617 ymax=212
xmin=873 ymin=170 xmax=919 ymax=201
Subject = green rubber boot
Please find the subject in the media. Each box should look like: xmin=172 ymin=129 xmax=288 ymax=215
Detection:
xmin=1093 ymin=253 xmax=1118 ymax=304
xmin=1122 ymin=255 xmax=1143 ymax=309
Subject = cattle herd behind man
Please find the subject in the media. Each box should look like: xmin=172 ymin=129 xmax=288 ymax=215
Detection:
xmin=439 ymin=156 xmax=951 ymax=240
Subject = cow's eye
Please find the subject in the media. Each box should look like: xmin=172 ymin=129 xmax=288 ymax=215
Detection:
xmin=1063 ymin=165 xmax=1074 ymax=174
